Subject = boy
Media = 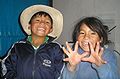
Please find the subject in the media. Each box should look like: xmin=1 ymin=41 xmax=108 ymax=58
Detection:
xmin=4 ymin=5 xmax=64 ymax=79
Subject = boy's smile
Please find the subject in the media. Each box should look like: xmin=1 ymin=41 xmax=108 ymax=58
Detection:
xmin=29 ymin=15 xmax=53 ymax=37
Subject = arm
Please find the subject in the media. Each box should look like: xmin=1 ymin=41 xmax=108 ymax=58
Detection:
xmin=62 ymin=63 xmax=79 ymax=79
xmin=81 ymin=42 xmax=119 ymax=79
xmin=92 ymin=49 xmax=119 ymax=79
xmin=0 ymin=61 xmax=4 ymax=79
xmin=53 ymin=44 xmax=64 ymax=79
xmin=62 ymin=41 xmax=119 ymax=79
xmin=61 ymin=41 xmax=88 ymax=79
xmin=4 ymin=45 xmax=17 ymax=79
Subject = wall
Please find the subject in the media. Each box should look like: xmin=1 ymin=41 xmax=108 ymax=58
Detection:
xmin=53 ymin=0 xmax=120 ymax=54
xmin=0 ymin=0 xmax=51 ymax=58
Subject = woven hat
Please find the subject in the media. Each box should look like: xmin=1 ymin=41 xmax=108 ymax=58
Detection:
xmin=20 ymin=5 xmax=63 ymax=40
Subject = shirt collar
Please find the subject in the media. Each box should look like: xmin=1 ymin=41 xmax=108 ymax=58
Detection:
xmin=27 ymin=36 xmax=49 ymax=48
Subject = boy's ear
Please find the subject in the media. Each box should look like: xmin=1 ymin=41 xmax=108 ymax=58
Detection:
xmin=49 ymin=28 xmax=53 ymax=33
xmin=28 ymin=24 xmax=31 ymax=30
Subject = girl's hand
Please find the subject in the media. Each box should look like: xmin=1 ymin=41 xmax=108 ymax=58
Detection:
xmin=62 ymin=41 xmax=89 ymax=71
xmin=82 ymin=42 xmax=107 ymax=67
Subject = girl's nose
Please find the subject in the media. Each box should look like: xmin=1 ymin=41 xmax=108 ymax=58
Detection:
xmin=84 ymin=34 xmax=90 ymax=39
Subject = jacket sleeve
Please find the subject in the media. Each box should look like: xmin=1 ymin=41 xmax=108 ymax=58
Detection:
xmin=92 ymin=49 xmax=120 ymax=79
xmin=53 ymin=44 xmax=64 ymax=79
xmin=61 ymin=48 xmax=120 ymax=79
xmin=61 ymin=63 xmax=78 ymax=79
xmin=4 ymin=44 xmax=17 ymax=79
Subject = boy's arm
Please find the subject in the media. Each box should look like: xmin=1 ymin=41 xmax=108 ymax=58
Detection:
xmin=4 ymin=46 xmax=17 ymax=79
xmin=53 ymin=45 xmax=64 ymax=79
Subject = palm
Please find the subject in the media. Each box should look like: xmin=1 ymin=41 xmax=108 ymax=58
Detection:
xmin=65 ymin=51 xmax=81 ymax=66
xmin=63 ymin=41 xmax=88 ymax=66
xmin=82 ymin=42 xmax=107 ymax=66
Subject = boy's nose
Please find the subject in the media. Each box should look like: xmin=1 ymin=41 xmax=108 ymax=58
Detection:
xmin=39 ymin=21 xmax=45 ymax=26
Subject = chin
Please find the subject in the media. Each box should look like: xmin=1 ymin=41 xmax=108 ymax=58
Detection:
xmin=84 ymin=50 xmax=90 ymax=52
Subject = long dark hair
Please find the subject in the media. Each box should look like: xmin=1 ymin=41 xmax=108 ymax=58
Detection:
xmin=72 ymin=17 xmax=108 ymax=47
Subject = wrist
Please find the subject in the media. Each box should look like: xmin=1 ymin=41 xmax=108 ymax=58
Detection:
xmin=67 ymin=63 xmax=77 ymax=72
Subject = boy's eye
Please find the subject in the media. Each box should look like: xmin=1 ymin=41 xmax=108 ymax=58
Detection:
xmin=46 ymin=21 xmax=50 ymax=24
xmin=34 ymin=19 xmax=40 ymax=22
xmin=46 ymin=21 xmax=52 ymax=26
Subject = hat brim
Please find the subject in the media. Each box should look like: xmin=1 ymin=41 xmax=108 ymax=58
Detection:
xmin=20 ymin=5 xmax=63 ymax=40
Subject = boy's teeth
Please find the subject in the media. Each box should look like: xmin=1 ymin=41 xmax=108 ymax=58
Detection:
xmin=38 ymin=28 xmax=45 ymax=30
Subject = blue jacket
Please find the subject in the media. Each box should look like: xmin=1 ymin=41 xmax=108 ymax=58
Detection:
xmin=62 ymin=47 xmax=120 ymax=79
xmin=4 ymin=37 xmax=64 ymax=79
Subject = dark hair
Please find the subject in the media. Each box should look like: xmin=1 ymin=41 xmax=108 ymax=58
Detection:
xmin=72 ymin=17 xmax=108 ymax=46
xmin=29 ymin=11 xmax=53 ymax=26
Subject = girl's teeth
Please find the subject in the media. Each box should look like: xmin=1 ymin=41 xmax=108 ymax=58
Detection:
xmin=83 ymin=42 xmax=88 ymax=44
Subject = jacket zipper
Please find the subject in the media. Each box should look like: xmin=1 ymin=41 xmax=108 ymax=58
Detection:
xmin=32 ymin=49 xmax=37 ymax=79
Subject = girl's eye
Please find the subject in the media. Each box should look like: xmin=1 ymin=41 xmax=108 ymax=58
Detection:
xmin=91 ymin=32 xmax=97 ymax=35
xmin=80 ymin=33 xmax=84 ymax=34
xmin=79 ymin=31 xmax=84 ymax=34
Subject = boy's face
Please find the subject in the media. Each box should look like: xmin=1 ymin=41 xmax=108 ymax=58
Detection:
xmin=77 ymin=24 xmax=101 ymax=52
xmin=29 ymin=14 xmax=53 ymax=37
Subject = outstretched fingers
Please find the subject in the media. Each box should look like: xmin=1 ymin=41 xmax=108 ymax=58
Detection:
xmin=99 ymin=47 xmax=107 ymax=64
xmin=89 ymin=42 xmax=94 ymax=54
xmin=62 ymin=46 xmax=70 ymax=57
xmin=74 ymin=41 xmax=79 ymax=53
xmin=95 ymin=42 xmax=100 ymax=54
xmin=66 ymin=42 xmax=73 ymax=53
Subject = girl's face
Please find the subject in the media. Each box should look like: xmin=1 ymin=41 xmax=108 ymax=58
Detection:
xmin=29 ymin=15 xmax=53 ymax=37
xmin=77 ymin=24 xmax=101 ymax=52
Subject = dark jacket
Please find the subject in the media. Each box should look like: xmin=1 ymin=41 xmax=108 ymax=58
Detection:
xmin=4 ymin=37 xmax=64 ymax=79
xmin=0 ymin=61 xmax=3 ymax=79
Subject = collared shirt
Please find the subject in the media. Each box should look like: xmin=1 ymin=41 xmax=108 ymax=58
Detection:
xmin=27 ymin=36 xmax=49 ymax=49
